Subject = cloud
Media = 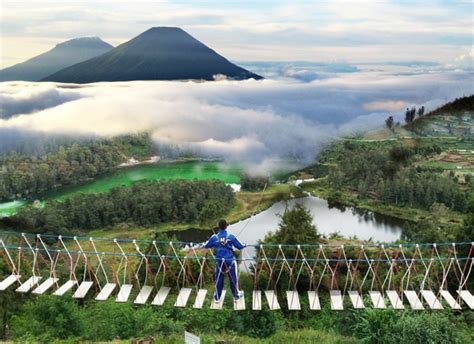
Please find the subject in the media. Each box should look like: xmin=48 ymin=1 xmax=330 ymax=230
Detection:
xmin=451 ymin=48 xmax=474 ymax=71
xmin=362 ymin=100 xmax=408 ymax=112
xmin=0 ymin=70 xmax=472 ymax=171
xmin=0 ymin=82 xmax=83 ymax=118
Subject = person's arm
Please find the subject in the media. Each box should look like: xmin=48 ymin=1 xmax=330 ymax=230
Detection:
xmin=203 ymin=235 xmax=217 ymax=249
xmin=231 ymin=235 xmax=246 ymax=250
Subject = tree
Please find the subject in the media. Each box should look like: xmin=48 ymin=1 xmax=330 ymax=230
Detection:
xmin=405 ymin=107 xmax=416 ymax=124
xmin=267 ymin=204 xmax=320 ymax=245
xmin=385 ymin=116 xmax=394 ymax=129
xmin=417 ymin=106 xmax=425 ymax=117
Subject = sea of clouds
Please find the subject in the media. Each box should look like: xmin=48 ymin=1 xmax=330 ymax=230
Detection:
xmin=0 ymin=65 xmax=472 ymax=172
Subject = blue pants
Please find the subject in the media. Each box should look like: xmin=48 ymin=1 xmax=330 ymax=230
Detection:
xmin=214 ymin=259 xmax=238 ymax=300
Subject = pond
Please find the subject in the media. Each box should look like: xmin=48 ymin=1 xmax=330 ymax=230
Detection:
xmin=0 ymin=161 xmax=242 ymax=216
xmin=168 ymin=195 xmax=404 ymax=246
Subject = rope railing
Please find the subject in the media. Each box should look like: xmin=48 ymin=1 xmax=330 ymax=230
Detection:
xmin=0 ymin=232 xmax=473 ymax=311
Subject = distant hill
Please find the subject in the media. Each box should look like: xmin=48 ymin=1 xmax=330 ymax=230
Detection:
xmin=42 ymin=27 xmax=262 ymax=83
xmin=0 ymin=37 xmax=113 ymax=82
xmin=424 ymin=95 xmax=474 ymax=116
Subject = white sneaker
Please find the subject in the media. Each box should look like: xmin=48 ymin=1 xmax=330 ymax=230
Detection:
xmin=234 ymin=291 xmax=244 ymax=301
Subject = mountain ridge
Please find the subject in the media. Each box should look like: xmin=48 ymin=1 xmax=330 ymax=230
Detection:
xmin=42 ymin=27 xmax=262 ymax=83
xmin=0 ymin=37 xmax=113 ymax=82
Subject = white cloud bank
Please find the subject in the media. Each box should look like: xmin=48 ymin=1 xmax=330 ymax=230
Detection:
xmin=0 ymin=70 xmax=472 ymax=169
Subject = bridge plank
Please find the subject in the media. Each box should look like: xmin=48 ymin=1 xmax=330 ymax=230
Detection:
xmin=134 ymin=285 xmax=154 ymax=304
xmin=116 ymin=284 xmax=133 ymax=303
xmin=457 ymin=290 xmax=474 ymax=310
xmin=32 ymin=277 xmax=59 ymax=295
xmin=264 ymin=290 xmax=281 ymax=310
xmin=348 ymin=290 xmax=365 ymax=309
xmin=369 ymin=291 xmax=386 ymax=309
xmin=330 ymin=290 xmax=344 ymax=310
xmin=386 ymin=290 xmax=405 ymax=309
xmin=234 ymin=291 xmax=246 ymax=311
xmin=252 ymin=290 xmax=262 ymax=310
xmin=308 ymin=291 xmax=321 ymax=310
xmin=151 ymin=286 xmax=170 ymax=306
xmin=16 ymin=276 xmax=42 ymax=293
xmin=404 ymin=290 xmax=424 ymax=310
xmin=72 ymin=281 xmax=94 ymax=299
xmin=53 ymin=280 xmax=77 ymax=296
xmin=421 ymin=290 xmax=443 ymax=310
xmin=0 ymin=274 xmax=20 ymax=291
xmin=439 ymin=290 xmax=461 ymax=309
xmin=95 ymin=283 xmax=117 ymax=301
xmin=175 ymin=288 xmax=192 ymax=307
xmin=286 ymin=290 xmax=301 ymax=310
xmin=210 ymin=290 xmax=226 ymax=310
xmin=193 ymin=289 xmax=208 ymax=309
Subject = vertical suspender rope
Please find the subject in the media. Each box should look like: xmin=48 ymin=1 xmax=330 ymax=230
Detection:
xmin=22 ymin=233 xmax=38 ymax=278
xmin=59 ymin=236 xmax=76 ymax=282
xmin=0 ymin=239 xmax=19 ymax=276
xmin=90 ymin=238 xmax=109 ymax=285
xmin=74 ymin=236 xmax=89 ymax=282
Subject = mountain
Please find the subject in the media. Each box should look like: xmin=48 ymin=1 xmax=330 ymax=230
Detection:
xmin=0 ymin=37 xmax=113 ymax=82
xmin=42 ymin=27 xmax=262 ymax=83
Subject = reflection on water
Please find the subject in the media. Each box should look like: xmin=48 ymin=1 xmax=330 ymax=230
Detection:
xmin=170 ymin=196 xmax=404 ymax=247
xmin=228 ymin=196 xmax=403 ymax=245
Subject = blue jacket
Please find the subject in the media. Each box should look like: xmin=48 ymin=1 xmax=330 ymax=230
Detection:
xmin=204 ymin=230 xmax=246 ymax=260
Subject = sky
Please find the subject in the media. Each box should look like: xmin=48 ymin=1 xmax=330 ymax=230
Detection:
xmin=0 ymin=1 xmax=472 ymax=171
xmin=0 ymin=0 xmax=472 ymax=69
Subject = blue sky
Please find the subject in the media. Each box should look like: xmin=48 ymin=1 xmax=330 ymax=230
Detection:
xmin=1 ymin=0 xmax=472 ymax=68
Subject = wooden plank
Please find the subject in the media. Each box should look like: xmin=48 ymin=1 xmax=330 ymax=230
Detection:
xmin=152 ymin=286 xmax=171 ymax=306
xmin=116 ymin=284 xmax=133 ymax=303
xmin=421 ymin=290 xmax=443 ymax=310
xmin=252 ymin=290 xmax=262 ymax=310
xmin=347 ymin=290 xmax=365 ymax=309
xmin=175 ymin=287 xmax=192 ymax=307
xmin=404 ymin=290 xmax=424 ymax=310
xmin=73 ymin=281 xmax=94 ymax=299
xmin=53 ymin=280 xmax=77 ymax=296
xmin=330 ymin=290 xmax=344 ymax=310
xmin=0 ymin=274 xmax=20 ymax=291
xmin=308 ymin=291 xmax=321 ymax=310
xmin=134 ymin=285 xmax=154 ymax=305
xmin=369 ymin=291 xmax=386 ymax=309
xmin=264 ymin=290 xmax=281 ymax=310
xmin=457 ymin=290 xmax=474 ymax=310
xmin=234 ymin=291 xmax=246 ymax=311
xmin=386 ymin=290 xmax=405 ymax=309
xmin=16 ymin=276 xmax=42 ymax=293
xmin=210 ymin=290 xmax=226 ymax=310
xmin=286 ymin=290 xmax=301 ymax=310
xmin=32 ymin=277 xmax=59 ymax=295
xmin=439 ymin=290 xmax=461 ymax=310
xmin=95 ymin=283 xmax=117 ymax=301
xmin=192 ymin=289 xmax=208 ymax=309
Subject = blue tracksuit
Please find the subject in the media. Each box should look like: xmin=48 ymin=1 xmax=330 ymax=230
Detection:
xmin=204 ymin=230 xmax=246 ymax=300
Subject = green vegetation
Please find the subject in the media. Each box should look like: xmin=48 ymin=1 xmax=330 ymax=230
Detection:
xmin=11 ymin=180 xmax=235 ymax=234
xmin=240 ymin=173 xmax=270 ymax=191
xmin=0 ymin=134 xmax=154 ymax=202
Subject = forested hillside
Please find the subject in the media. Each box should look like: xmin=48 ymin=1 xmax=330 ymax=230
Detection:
xmin=0 ymin=134 xmax=154 ymax=201
xmin=10 ymin=179 xmax=235 ymax=234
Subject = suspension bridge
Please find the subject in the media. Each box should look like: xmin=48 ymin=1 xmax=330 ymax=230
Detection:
xmin=0 ymin=231 xmax=473 ymax=311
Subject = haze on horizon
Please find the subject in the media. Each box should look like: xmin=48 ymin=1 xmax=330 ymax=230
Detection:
xmin=1 ymin=0 xmax=472 ymax=69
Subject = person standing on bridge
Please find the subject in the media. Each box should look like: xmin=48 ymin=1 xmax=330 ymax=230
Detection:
xmin=203 ymin=219 xmax=246 ymax=302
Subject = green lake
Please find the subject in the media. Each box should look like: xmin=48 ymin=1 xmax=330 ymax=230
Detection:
xmin=0 ymin=161 xmax=242 ymax=216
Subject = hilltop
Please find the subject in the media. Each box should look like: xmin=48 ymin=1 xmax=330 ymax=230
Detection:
xmin=0 ymin=37 xmax=113 ymax=81
xmin=43 ymin=27 xmax=262 ymax=83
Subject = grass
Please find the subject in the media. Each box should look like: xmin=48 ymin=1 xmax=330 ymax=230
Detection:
xmin=226 ymin=184 xmax=305 ymax=224
xmin=33 ymin=329 xmax=356 ymax=344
